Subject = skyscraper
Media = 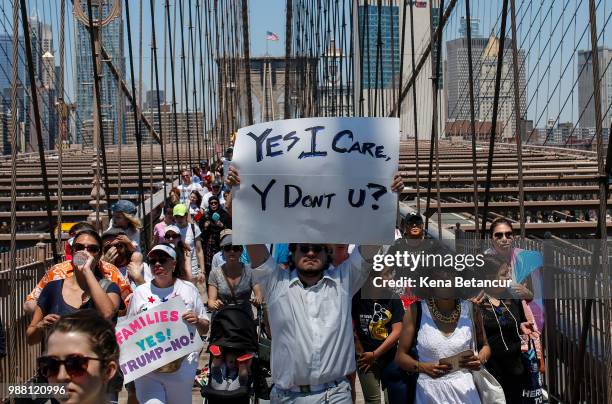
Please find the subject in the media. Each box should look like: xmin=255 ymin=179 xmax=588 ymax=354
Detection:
xmin=357 ymin=3 xmax=400 ymax=89
xmin=74 ymin=1 xmax=124 ymax=145
xmin=26 ymin=17 xmax=56 ymax=151
xmin=445 ymin=35 xmax=526 ymax=140
xmin=0 ymin=34 xmax=27 ymax=153
xmin=458 ymin=17 xmax=482 ymax=39
xmin=0 ymin=34 xmax=25 ymax=93
xmin=577 ymin=47 xmax=612 ymax=130
xmin=395 ymin=0 xmax=445 ymax=139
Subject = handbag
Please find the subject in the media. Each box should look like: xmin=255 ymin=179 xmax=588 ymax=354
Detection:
xmin=520 ymin=339 xmax=547 ymax=403
xmin=520 ymin=300 xmax=545 ymax=372
xmin=469 ymin=302 xmax=506 ymax=404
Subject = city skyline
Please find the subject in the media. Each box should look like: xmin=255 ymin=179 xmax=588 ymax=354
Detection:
xmin=0 ymin=0 xmax=609 ymax=150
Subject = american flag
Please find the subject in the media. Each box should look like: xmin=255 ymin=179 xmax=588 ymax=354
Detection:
xmin=414 ymin=1 xmax=427 ymax=7
xmin=266 ymin=31 xmax=280 ymax=41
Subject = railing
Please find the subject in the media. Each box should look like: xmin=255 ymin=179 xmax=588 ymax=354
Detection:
xmin=0 ymin=257 xmax=50 ymax=398
xmin=456 ymin=229 xmax=611 ymax=403
xmin=0 ymin=189 xmax=169 ymax=399
xmin=0 ymin=243 xmax=56 ymax=272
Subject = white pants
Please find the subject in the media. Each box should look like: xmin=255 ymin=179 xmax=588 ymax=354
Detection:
xmin=134 ymin=358 xmax=198 ymax=404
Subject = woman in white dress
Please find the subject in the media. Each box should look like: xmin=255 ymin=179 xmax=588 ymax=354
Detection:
xmin=395 ymin=296 xmax=491 ymax=403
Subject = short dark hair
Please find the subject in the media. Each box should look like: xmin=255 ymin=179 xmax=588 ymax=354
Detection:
xmin=69 ymin=222 xmax=95 ymax=235
xmin=74 ymin=229 xmax=103 ymax=250
xmin=489 ymin=218 xmax=514 ymax=237
xmin=48 ymin=309 xmax=119 ymax=365
xmin=288 ymin=243 xmax=333 ymax=269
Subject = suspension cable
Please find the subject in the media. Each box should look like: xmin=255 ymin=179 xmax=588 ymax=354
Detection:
xmin=20 ymin=0 xmax=59 ymax=262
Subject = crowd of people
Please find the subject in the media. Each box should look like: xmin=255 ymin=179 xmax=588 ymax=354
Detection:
xmin=19 ymin=155 xmax=547 ymax=404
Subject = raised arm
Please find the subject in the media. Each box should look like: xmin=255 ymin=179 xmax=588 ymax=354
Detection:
xmin=225 ymin=166 xmax=271 ymax=267
xmin=357 ymin=172 xmax=404 ymax=262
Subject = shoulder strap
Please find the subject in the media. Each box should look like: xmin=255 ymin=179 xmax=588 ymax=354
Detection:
xmin=98 ymin=277 xmax=112 ymax=292
xmin=410 ymin=300 xmax=423 ymax=352
xmin=190 ymin=222 xmax=198 ymax=240
xmin=469 ymin=301 xmax=479 ymax=352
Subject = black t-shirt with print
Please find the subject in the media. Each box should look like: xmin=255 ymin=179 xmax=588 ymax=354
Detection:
xmin=352 ymin=290 xmax=405 ymax=359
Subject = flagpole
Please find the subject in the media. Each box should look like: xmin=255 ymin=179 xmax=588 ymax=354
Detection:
xmin=266 ymin=39 xmax=269 ymax=56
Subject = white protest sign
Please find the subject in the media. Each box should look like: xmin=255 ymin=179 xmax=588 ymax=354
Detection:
xmin=115 ymin=298 xmax=204 ymax=384
xmin=232 ymin=117 xmax=399 ymax=244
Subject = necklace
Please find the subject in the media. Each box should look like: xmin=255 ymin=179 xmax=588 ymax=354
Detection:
xmin=427 ymin=299 xmax=461 ymax=324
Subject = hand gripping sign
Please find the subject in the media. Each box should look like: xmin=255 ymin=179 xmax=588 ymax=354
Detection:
xmin=115 ymin=298 xmax=204 ymax=384
xmin=232 ymin=117 xmax=400 ymax=244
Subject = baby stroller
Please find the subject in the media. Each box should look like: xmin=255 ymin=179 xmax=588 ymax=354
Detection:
xmin=200 ymin=303 xmax=271 ymax=403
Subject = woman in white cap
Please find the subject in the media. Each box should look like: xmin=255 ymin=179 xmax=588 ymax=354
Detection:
xmin=128 ymin=243 xmax=209 ymax=404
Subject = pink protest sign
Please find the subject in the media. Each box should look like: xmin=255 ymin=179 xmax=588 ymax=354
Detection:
xmin=115 ymin=298 xmax=204 ymax=384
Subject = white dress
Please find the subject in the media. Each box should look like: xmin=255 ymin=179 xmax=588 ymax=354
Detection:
xmin=415 ymin=300 xmax=481 ymax=404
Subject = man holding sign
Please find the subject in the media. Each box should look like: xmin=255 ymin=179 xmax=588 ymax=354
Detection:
xmin=226 ymin=116 xmax=403 ymax=403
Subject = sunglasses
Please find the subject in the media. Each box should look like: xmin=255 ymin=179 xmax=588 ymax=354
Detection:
xmin=165 ymin=233 xmax=180 ymax=240
xmin=298 ymin=244 xmax=325 ymax=254
xmin=222 ymin=245 xmax=243 ymax=253
xmin=493 ymin=231 xmax=514 ymax=240
xmin=37 ymin=354 xmax=102 ymax=378
xmin=72 ymin=243 xmax=101 ymax=254
xmin=149 ymin=256 xmax=171 ymax=266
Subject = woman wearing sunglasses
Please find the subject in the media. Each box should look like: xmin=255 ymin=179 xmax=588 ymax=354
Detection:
xmin=27 ymin=229 xmax=122 ymax=345
xmin=200 ymin=195 xmax=231 ymax=283
xmin=485 ymin=217 xmax=543 ymax=331
xmin=207 ymin=230 xmax=263 ymax=317
xmin=127 ymin=243 xmax=209 ymax=404
xmin=37 ymin=310 xmax=119 ymax=404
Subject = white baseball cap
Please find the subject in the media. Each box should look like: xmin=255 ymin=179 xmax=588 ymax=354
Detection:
xmin=147 ymin=244 xmax=177 ymax=260
xmin=164 ymin=225 xmax=181 ymax=236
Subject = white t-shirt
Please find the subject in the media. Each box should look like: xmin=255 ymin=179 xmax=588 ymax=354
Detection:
xmin=201 ymin=191 xmax=226 ymax=209
xmin=179 ymin=223 xmax=202 ymax=275
xmin=117 ymin=262 xmax=153 ymax=291
xmin=127 ymin=278 xmax=209 ymax=363
xmin=178 ymin=182 xmax=204 ymax=205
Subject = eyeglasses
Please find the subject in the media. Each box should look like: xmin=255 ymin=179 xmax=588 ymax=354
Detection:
xmin=165 ymin=234 xmax=180 ymax=240
xmin=149 ymin=256 xmax=171 ymax=266
xmin=37 ymin=354 xmax=102 ymax=378
xmin=72 ymin=243 xmax=100 ymax=254
xmin=493 ymin=231 xmax=514 ymax=240
xmin=209 ymin=201 xmax=219 ymax=205
xmin=406 ymin=221 xmax=423 ymax=227
xmin=222 ymin=245 xmax=242 ymax=253
xmin=298 ymin=244 xmax=325 ymax=254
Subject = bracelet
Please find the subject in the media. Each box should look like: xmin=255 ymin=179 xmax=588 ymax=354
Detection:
xmin=416 ymin=361 xmax=420 ymax=373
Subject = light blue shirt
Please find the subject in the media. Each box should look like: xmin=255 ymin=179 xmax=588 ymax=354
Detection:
xmin=252 ymin=248 xmax=369 ymax=389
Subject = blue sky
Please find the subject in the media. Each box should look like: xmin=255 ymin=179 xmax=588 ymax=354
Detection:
xmin=1 ymin=0 xmax=611 ymax=128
